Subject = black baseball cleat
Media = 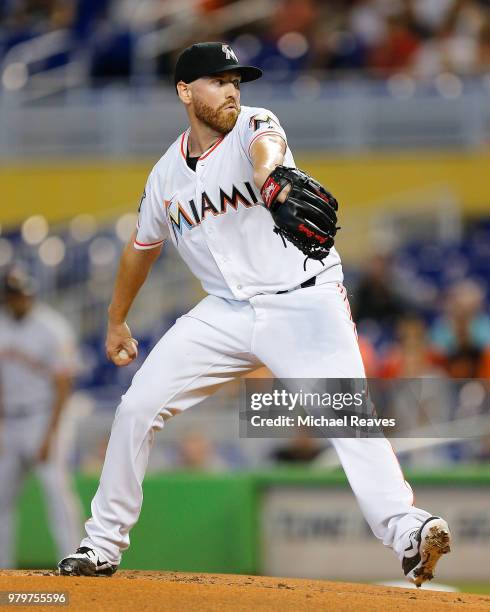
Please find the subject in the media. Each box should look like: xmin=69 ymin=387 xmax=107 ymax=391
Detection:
xmin=57 ymin=547 xmax=118 ymax=577
xmin=402 ymin=517 xmax=451 ymax=587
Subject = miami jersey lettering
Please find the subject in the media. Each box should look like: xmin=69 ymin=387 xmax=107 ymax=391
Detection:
xmin=165 ymin=182 xmax=257 ymax=242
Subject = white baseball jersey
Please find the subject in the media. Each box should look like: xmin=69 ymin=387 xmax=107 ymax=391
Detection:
xmin=0 ymin=304 xmax=78 ymax=417
xmin=135 ymin=105 xmax=343 ymax=300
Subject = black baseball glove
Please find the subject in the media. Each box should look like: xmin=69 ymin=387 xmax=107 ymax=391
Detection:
xmin=260 ymin=166 xmax=339 ymax=267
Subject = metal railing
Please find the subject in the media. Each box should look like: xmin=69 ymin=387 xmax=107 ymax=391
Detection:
xmin=0 ymin=79 xmax=489 ymax=157
xmin=1 ymin=0 xmax=275 ymax=96
xmin=1 ymin=29 xmax=87 ymax=100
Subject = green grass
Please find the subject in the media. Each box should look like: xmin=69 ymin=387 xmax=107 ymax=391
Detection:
xmin=452 ymin=583 xmax=490 ymax=595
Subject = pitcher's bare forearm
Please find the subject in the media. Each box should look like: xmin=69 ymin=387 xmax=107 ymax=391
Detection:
xmin=106 ymin=231 xmax=163 ymax=366
xmin=251 ymin=134 xmax=286 ymax=191
xmin=108 ymin=230 xmax=163 ymax=325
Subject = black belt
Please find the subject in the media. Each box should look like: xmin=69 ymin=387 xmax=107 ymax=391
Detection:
xmin=277 ymin=276 xmax=316 ymax=294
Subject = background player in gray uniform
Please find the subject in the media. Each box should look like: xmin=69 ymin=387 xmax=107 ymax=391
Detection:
xmin=0 ymin=266 xmax=82 ymax=568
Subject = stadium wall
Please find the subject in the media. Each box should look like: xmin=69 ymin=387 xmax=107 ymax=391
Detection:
xmin=3 ymin=152 xmax=490 ymax=227
xmin=16 ymin=468 xmax=490 ymax=580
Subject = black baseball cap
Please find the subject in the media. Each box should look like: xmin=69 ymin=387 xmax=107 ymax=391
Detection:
xmin=174 ymin=42 xmax=262 ymax=88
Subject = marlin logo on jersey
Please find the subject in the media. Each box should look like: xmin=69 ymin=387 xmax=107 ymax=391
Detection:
xmin=166 ymin=181 xmax=258 ymax=242
xmin=249 ymin=112 xmax=280 ymax=132
xmin=165 ymin=199 xmax=195 ymax=240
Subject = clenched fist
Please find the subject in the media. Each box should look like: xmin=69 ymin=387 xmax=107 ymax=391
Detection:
xmin=105 ymin=321 xmax=138 ymax=366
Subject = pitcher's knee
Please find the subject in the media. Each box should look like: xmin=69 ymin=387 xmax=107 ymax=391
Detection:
xmin=116 ymin=396 xmax=155 ymax=422
xmin=115 ymin=396 xmax=179 ymax=430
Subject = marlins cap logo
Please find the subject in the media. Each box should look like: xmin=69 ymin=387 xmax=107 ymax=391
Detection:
xmin=222 ymin=44 xmax=238 ymax=62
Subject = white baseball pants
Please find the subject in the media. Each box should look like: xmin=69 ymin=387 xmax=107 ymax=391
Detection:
xmin=82 ymin=280 xmax=431 ymax=565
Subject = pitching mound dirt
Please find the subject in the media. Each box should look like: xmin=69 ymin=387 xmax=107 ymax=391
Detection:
xmin=1 ymin=570 xmax=489 ymax=611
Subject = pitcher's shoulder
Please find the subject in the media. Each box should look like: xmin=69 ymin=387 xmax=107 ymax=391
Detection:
xmin=152 ymin=132 xmax=186 ymax=175
xmin=239 ymin=105 xmax=279 ymax=125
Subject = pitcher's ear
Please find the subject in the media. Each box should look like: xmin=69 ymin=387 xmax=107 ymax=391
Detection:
xmin=176 ymin=81 xmax=192 ymax=104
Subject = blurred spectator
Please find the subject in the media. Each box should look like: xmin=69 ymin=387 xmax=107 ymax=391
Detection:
xmin=478 ymin=18 xmax=490 ymax=70
xmin=313 ymin=4 xmax=368 ymax=73
xmin=4 ymin=0 xmax=74 ymax=31
xmin=369 ymin=12 xmax=420 ymax=74
xmin=172 ymin=430 xmax=229 ymax=472
xmin=431 ymin=280 xmax=490 ymax=377
xmin=442 ymin=332 xmax=490 ymax=378
xmin=353 ymin=254 xmax=406 ymax=330
xmin=379 ymin=312 xmax=445 ymax=378
xmin=348 ymin=0 xmax=389 ymax=49
xmin=270 ymin=427 xmax=324 ymax=464
xmin=411 ymin=0 xmax=455 ymax=33
xmin=2 ymin=0 xmax=490 ymax=83
xmin=378 ymin=314 xmax=451 ymax=460
xmin=80 ymin=434 xmax=109 ymax=475
xmin=411 ymin=0 xmax=488 ymax=77
xmin=269 ymin=0 xmax=318 ymax=40
xmin=0 ymin=264 xmax=82 ymax=568
xmin=358 ymin=334 xmax=379 ymax=377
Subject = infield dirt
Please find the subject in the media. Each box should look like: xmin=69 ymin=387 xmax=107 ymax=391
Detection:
xmin=1 ymin=570 xmax=489 ymax=611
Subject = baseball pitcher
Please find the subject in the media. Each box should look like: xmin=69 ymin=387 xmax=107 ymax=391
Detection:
xmin=58 ymin=42 xmax=451 ymax=585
